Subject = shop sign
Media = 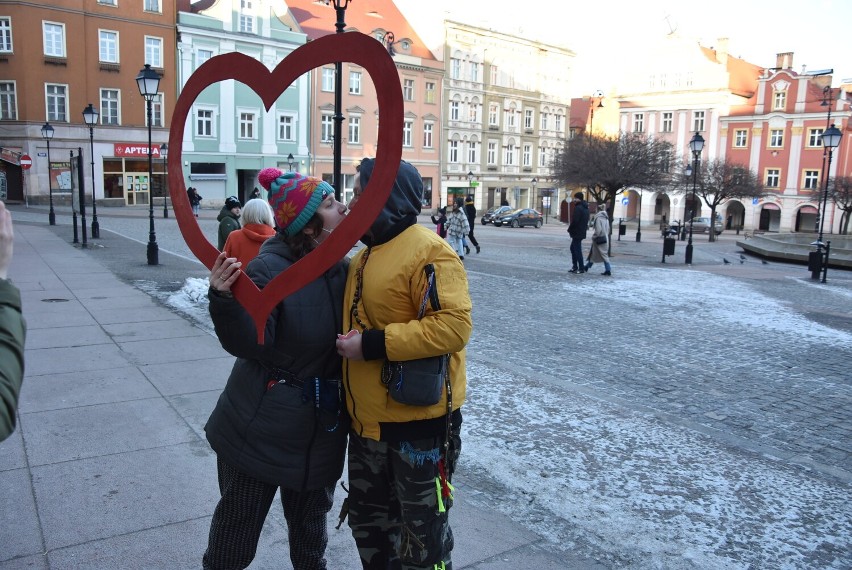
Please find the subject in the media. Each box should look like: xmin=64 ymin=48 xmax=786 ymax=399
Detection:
xmin=113 ymin=144 xmax=160 ymax=158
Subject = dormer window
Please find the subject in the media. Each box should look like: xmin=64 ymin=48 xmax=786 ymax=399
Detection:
xmin=773 ymin=90 xmax=786 ymax=110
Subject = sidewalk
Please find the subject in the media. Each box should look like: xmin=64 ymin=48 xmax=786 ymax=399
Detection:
xmin=0 ymin=224 xmax=599 ymax=569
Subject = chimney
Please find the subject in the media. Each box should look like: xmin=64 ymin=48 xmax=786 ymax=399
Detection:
xmin=716 ymin=38 xmax=729 ymax=66
xmin=775 ymin=52 xmax=793 ymax=70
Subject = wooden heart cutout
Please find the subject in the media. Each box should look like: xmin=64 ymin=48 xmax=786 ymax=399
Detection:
xmin=168 ymin=33 xmax=403 ymax=342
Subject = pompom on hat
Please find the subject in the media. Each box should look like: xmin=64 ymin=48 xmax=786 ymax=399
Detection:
xmin=258 ymin=168 xmax=334 ymax=236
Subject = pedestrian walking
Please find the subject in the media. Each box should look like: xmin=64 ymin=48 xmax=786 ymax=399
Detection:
xmin=585 ymin=204 xmax=612 ymax=276
xmin=567 ymin=192 xmax=590 ymax=273
xmin=335 ymin=158 xmax=472 ymax=570
xmin=249 ymin=186 xmax=261 ymax=201
xmin=188 ymin=186 xmax=202 ymax=217
xmin=445 ymin=197 xmax=471 ymax=260
xmin=217 ymin=196 xmax=242 ymax=250
xmin=431 ymin=206 xmax=447 ymax=238
xmin=0 ymin=202 xmax=25 ymax=443
xmin=221 ymin=198 xmax=276 ymax=265
xmin=464 ymin=195 xmax=480 ymax=254
xmin=204 ymin=169 xmax=350 ymax=570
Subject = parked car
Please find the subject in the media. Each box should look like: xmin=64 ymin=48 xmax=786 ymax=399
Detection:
xmin=686 ymin=216 xmax=724 ymax=235
xmin=481 ymin=205 xmax=513 ymax=225
xmin=494 ymin=208 xmax=543 ymax=228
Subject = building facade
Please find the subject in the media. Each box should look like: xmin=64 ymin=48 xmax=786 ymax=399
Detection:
xmin=0 ymin=0 xmax=177 ymax=208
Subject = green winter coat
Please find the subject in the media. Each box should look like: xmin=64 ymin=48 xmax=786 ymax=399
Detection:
xmin=217 ymin=207 xmax=241 ymax=250
xmin=0 ymin=279 xmax=25 ymax=442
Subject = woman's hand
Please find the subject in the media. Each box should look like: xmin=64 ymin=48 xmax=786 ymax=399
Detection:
xmin=210 ymin=251 xmax=242 ymax=292
xmin=336 ymin=329 xmax=364 ymax=360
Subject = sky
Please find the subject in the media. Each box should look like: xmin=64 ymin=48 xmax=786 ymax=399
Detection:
xmin=393 ymin=0 xmax=852 ymax=97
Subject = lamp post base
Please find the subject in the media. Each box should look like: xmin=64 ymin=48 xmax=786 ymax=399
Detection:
xmin=49 ymin=209 xmax=56 ymax=226
xmin=635 ymin=229 xmax=641 ymax=242
xmin=685 ymin=243 xmax=693 ymax=265
xmin=147 ymin=241 xmax=159 ymax=266
xmin=91 ymin=219 xmax=100 ymax=239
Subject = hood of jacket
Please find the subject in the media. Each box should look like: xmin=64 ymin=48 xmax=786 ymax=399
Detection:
xmin=239 ymin=223 xmax=276 ymax=244
xmin=358 ymin=158 xmax=422 ymax=247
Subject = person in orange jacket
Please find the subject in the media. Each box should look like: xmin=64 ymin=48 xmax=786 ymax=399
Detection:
xmin=222 ymin=198 xmax=276 ymax=265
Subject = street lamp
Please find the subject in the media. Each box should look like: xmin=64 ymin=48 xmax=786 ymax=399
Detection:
xmin=287 ymin=153 xmax=295 ymax=171
xmin=635 ymin=189 xmax=642 ymax=242
xmin=40 ymin=122 xmax=56 ymax=225
xmin=531 ymin=176 xmax=537 ymax=212
xmin=160 ymin=143 xmax=168 ymax=218
xmin=331 ymin=0 xmax=351 ymax=203
xmin=684 ymin=132 xmax=704 ymax=265
xmin=815 ymin=86 xmax=834 ymax=233
xmin=82 ymin=104 xmax=100 ymax=238
xmin=813 ymin=123 xmax=842 ymax=282
xmin=136 ymin=63 xmax=160 ymax=265
xmin=588 ymin=90 xmax=604 ymax=135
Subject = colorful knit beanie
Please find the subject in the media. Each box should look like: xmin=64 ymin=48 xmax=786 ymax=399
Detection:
xmin=258 ymin=168 xmax=333 ymax=237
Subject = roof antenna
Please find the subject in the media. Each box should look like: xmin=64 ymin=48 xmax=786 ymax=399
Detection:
xmin=664 ymin=14 xmax=677 ymax=35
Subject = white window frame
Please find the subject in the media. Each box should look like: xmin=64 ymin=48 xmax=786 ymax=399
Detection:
xmin=504 ymin=144 xmax=515 ymax=166
xmin=803 ymin=169 xmax=820 ymax=190
xmin=522 ymin=143 xmax=532 ymax=167
xmin=633 ymin=113 xmax=644 ymax=133
xmin=470 ymin=61 xmax=479 ymax=82
xmin=555 ymin=114 xmax=563 ymax=133
xmin=661 ymin=112 xmax=673 ymax=133
xmin=769 ymin=128 xmax=784 ymax=148
xmin=403 ymin=120 xmax=413 ymax=147
xmin=425 ymin=82 xmax=436 ymax=104
xmin=692 ymin=110 xmax=705 ymax=132
xmin=45 ymin=83 xmax=68 ymax=122
xmin=448 ymin=140 xmax=459 ymax=163
xmin=540 ymin=112 xmax=548 ymax=131
xmin=403 ymin=78 xmax=415 ymax=102
xmin=467 ymin=141 xmax=478 ymax=164
xmin=450 ymin=101 xmax=460 ymax=121
xmin=807 ymin=128 xmax=824 ymax=148
xmin=505 ymin=109 xmax=516 ymax=129
xmin=487 ymin=141 xmax=497 ymax=165
xmin=321 ymin=113 xmax=333 ymax=143
xmin=423 ymin=122 xmax=433 ymax=148
xmin=196 ymin=48 xmax=213 ymax=67
xmin=0 ymin=81 xmax=17 ymax=120
xmin=488 ymin=104 xmax=499 ymax=127
xmin=100 ymin=88 xmax=120 ymax=125
xmin=348 ymin=115 xmax=361 ymax=144
xmin=239 ymin=0 xmax=255 ymax=33
xmin=0 ymin=17 xmax=12 ymax=53
xmin=322 ymin=68 xmax=335 ymax=92
xmin=765 ymin=168 xmax=780 ymax=188
xmin=238 ymin=110 xmax=257 ymax=140
xmin=450 ymin=58 xmax=461 ymax=79
xmin=151 ymin=93 xmax=164 ymax=128
xmin=144 ymin=0 xmax=161 ymax=13
xmin=145 ymin=36 xmax=163 ymax=68
xmin=99 ymin=30 xmax=119 ymax=63
xmin=349 ymin=70 xmax=362 ymax=95
xmin=278 ymin=113 xmax=295 ymax=141
xmin=524 ymin=108 xmax=533 ymax=130
xmin=773 ymin=91 xmax=786 ymax=111
xmin=43 ymin=21 xmax=65 ymax=58
xmin=734 ymin=129 xmax=748 ymax=148
xmin=539 ymin=146 xmax=547 ymax=167
xmin=196 ymin=106 xmax=216 ymax=137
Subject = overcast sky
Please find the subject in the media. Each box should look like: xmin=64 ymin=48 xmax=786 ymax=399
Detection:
xmin=394 ymin=0 xmax=852 ymax=96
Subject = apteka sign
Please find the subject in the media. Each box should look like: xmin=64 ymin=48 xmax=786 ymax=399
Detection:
xmin=113 ymin=144 xmax=160 ymax=158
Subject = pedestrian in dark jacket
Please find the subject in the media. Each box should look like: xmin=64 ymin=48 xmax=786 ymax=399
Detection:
xmin=567 ymin=192 xmax=590 ymax=273
xmin=464 ymin=195 xmax=480 ymax=253
xmin=187 ymin=187 xmax=202 ymax=217
xmin=431 ymin=206 xmax=447 ymax=238
xmin=204 ymin=169 xmax=350 ymax=570
xmin=217 ymin=195 xmax=242 ymax=250
xmin=0 ymin=202 xmax=25 ymax=443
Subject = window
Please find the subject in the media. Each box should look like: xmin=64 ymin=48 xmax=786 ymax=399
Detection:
xmin=448 ymin=140 xmax=459 ymax=163
xmin=554 ymin=114 xmax=563 ymax=133
xmin=467 ymin=141 xmax=478 ymax=164
xmin=197 ymin=48 xmax=213 ymax=67
xmin=633 ymin=113 xmax=644 ymax=133
xmin=423 ymin=122 xmax=433 ymax=148
xmin=734 ymin=129 xmax=748 ymax=148
xmin=322 ymin=68 xmax=335 ymax=92
xmin=773 ymin=91 xmax=786 ymax=110
xmin=808 ymin=128 xmax=824 ymax=148
xmin=151 ymin=93 xmax=163 ymax=127
xmin=98 ymin=0 xmax=117 ymax=4
xmin=522 ymin=144 xmax=532 ymax=167
xmin=505 ymin=110 xmax=516 ymax=129
xmin=450 ymin=101 xmax=460 ymax=121
xmin=490 ymin=65 xmax=498 ymax=85
xmin=661 ymin=112 xmax=673 ymax=133
xmin=349 ymin=70 xmax=361 ymax=95
xmin=488 ymin=104 xmax=498 ymax=127
xmin=468 ymin=102 xmax=478 ymax=122
xmin=504 ymin=144 xmax=515 ymax=165
xmin=43 ymin=22 xmax=65 ymax=57
xmin=99 ymin=30 xmax=118 ymax=63
xmin=450 ymin=58 xmax=460 ymax=79
xmin=524 ymin=109 xmax=533 ymax=130
xmin=100 ymin=89 xmax=119 ymax=125
xmin=539 ymin=146 xmax=547 ymax=167
xmin=403 ymin=79 xmax=414 ymax=101
xmin=278 ymin=114 xmax=295 ymax=141
xmin=45 ymin=84 xmax=67 ymax=122
xmin=0 ymin=17 xmax=12 ymax=52
xmin=470 ymin=62 xmax=479 ymax=82
xmin=348 ymin=115 xmax=360 ymax=143
xmin=144 ymin=0 xmax=161 ymax=12
xmin=145 ymin=36 xmax=163 ymax=68
xmin=765 ymin=169 xmax=780 ymax=188
xmin=403 ymin=120 xmax=412 ymax=147
xmin=196 ymin=108 xmax=214 ymax=136
xmin=239 ymin=112 xmax=256 ymax=139
xmin=321 ymin=114 xmax=333 ymax=142
xmin=0 ymin=82 xmax=17 ymax=120
xmin=425 ymin=81 xmax=436 ymax=104
xmin=692 ymin=110 xmax=705 ymax=132
xmin=769 ymin=128 xmax=784 ymax=148
xmin=540 ymin=112 xmax=548 ymax=131
xmin=803 ymin=169 xmax=820 ymax=190
xmin=239 ymin=0 xmax=255 ymax=33
xmin=487 ymin=141 xmax=497 ymax=165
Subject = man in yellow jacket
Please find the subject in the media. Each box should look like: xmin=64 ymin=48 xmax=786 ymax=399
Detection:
xmin=336 ymin=159 xmax=472 ymax=570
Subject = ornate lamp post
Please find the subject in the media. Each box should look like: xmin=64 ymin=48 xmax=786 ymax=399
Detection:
xmin=40 ymin=122 xmax=56 ymax=225
xmin=635 ymin=188 xmax=643 ymax=242
xmin=332 ymin=0 xmax=352 ymax=202
xmin=287 ymin=153 xmax=295 ymax=172
xmin=136 ymin=63 xmax=160 ymax=265
xmin=588 ymin=90 xmax=604 ymax=134
xmin=82 ymin=104 xmax=101 ymax=238
xmin=160 ymin=143 xmax=169 ymax=218
xmin=813 ymin=123 xmax=842 ymax=282
xmin=684 ymin=132 xmax=704 ymax=265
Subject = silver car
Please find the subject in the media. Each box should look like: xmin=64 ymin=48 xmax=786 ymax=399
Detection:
xmin=687 ymin=216 xmax=723 ymax=235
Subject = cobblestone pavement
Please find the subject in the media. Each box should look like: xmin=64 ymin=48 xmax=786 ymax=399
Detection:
xmin=10 ymin=205 xmax=852 ymax=568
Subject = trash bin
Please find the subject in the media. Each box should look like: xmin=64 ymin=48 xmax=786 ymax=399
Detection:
xmin=618 ymin=221 xmax=627 ymax=236
xmin=808 ymin=250 xmax=823 ymax=279
xmin=663 ymin=237 xmax=676 ymax=256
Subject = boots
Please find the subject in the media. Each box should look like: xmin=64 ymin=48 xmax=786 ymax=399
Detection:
xmin=464 ymin=245 xmax=470 ymax=255
xmin=476 ymin=245 xmax=480 ymax=254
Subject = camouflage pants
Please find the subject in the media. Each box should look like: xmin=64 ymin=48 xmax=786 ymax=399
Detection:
xmin=347 ymin=431 xmax=460 ymax=570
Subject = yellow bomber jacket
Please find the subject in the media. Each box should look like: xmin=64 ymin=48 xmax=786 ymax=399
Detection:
xmin=342 ymin=224 xmax=472 ymax=441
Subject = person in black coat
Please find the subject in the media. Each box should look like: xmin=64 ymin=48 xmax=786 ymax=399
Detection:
xmin=464 ymin=195 xmax=480 ymax=253
xmin=431 ymin=206 xmax=448 ymax=238
xmin=204 ymin=169 xmax=349 ymax=570
xmin=567 ymin=192 xmax=590 ymax=273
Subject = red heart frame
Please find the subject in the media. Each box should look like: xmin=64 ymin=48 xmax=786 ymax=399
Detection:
xmin=168 ymin=33 xmax=403 ymax=342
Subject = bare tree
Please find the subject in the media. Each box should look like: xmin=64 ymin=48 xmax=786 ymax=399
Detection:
xmin=674 ymin=158 xmax=766 ymax=242
xmin=551 ymin=132 xmax=675 ymax=222
xmin=828 ymin=176 xmax=852 ymax=235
